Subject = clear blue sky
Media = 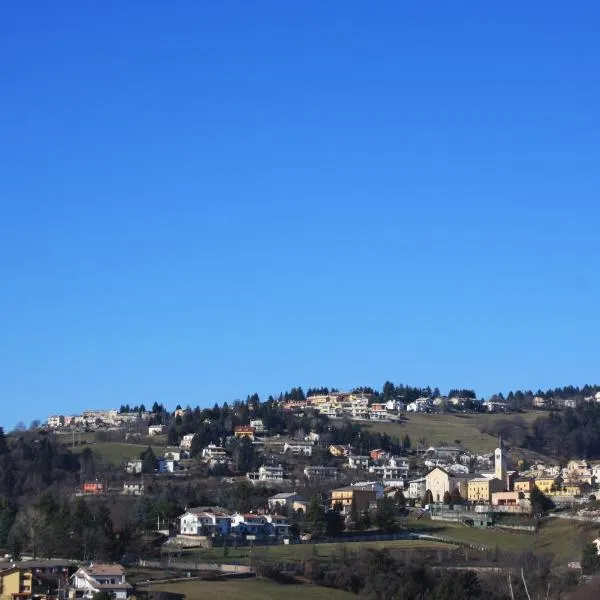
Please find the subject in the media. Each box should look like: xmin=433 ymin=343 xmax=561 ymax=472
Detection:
xmin=1 ymin=2 xmax=599 ymax=429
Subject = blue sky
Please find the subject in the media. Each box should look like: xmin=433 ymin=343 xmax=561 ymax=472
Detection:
xmin=1 ymin=2 xmax=599 ymax=429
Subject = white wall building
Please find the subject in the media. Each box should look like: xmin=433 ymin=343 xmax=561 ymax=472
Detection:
xmin=179 ymin=508 xmax=232 ymax=536
xmin=70 ymin=564 xmax=131 ymax=600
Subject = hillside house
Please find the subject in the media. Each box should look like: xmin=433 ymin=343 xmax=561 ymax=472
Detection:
xmin=329 ymin=445 xmax=351 ymax=457
xmin=234 ymin=426 xmax=256 ymax=440
xmin=331 ymin=487 xmax=377 ymax=515
xmin=250 ymin=419 xmax=266 ymax=433
xmin=122 ymin=481 xmax=144 ymax=495
xmin=283 ymin=441 xmax=313 ymax=456
xmin=348 ymin=455 xmax=370 ymax=470
xmin=180 ymin=433 xmax=196 ymax=451
xmin=467 ymin=477 xmax=504 ymax=503
xmin=81 ymin=481 xmax=104 ymax=495
xmin=304 ymin=466 xmax=338 ymax=480
xmin=70 ymin=564 xmax=131 ymax=599
xmin=0 ymin=560 xmax=74 ymax=600
xmin=179 ymin=508 xmax=232 ymax=536
xmin=370 ymin=449 xmax=389 ymax=462
xmin=247 ymin=465 xmax=284 ymax=483
xmin=369 ymin=403 xmax=388 ymax=420
xmin=370 ymin=457 xmax=409 ymax=483
xmin=351 ymin=481 xmax=385 ymax=499
xmin=125 ymin=459 xmax=143 ymax=475
xmin=47 ymin=415 xmax=64 ymax=428
xmin=407 ymin=477 xmax=427 ymax=499
xmin=148 ymin=425 xmax=164 ymax=436
xmin=268 ymin=492 xmax=302 ymax=511
xmin=201 ymin=444 xmax=227 ymax=460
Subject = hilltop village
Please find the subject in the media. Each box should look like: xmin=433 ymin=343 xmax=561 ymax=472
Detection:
xmin=3 ymin=384 xmax=600 ymax=600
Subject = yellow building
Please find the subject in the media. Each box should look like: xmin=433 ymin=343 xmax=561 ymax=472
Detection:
xmin=513 ymin=477 xmax=535 ymax=494
xmin=330 ymin=487 xmax=376 ymax=514
xmin=0 ymin=568 xmax=32 ymax=600
xmin=467 ymin=477 xmax=504 ymax=503
xmin=0 ymin=562 xmax=72 ymax=600
xmin=534 ymin=476 xmax=562 ymax=494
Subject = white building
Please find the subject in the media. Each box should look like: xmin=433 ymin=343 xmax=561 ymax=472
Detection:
xmin=250 ymin=419 xmax=266 ymax=433
xmin=369 ymin=457 xmax=409 ymax=483
xmin=247 ymin=465 xmax=284 ymax=483
xmin=70 ymin=564 xmax=131 ymax=599
xmin=179 ymin=508 xmax=232 ymax=536
xmin=158 ymin=458 xmax=176 ymax=473
xmin=407 ymin=477 xmax=427 ymax=499
xmin=202 ymin=444 xmax=228 ymax=460
xmin=125 ymin=460 xmax=143 ymax=475
xmin=348 ymin=455 xmax=370 ymax=470
xmin=283 ymin=441 xmax=313 ymax=456
xmin=304 ymin=466 xmax=339 ymax=480
xmin=123 ymin=481 xmax=144 ymax=495
xmin=47 ymin=415 xmax=64 ymax=428
xmin=148 ymin=425 xmax=164 ymax=436
xmin=180 ymin=433 xmax=196 ymax=451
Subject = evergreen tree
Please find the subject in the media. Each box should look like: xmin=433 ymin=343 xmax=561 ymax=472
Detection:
xmin=306 ymin=496 xmax=326 ymax=537
xmin=0 ymin=428 xmax=8 ymax=455
xmin=375 ymin=496 xmax=397 ymax=532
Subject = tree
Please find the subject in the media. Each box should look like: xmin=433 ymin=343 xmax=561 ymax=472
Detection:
xmin=395 ymin=490 xmax=406 ymax=508
xmin=450 ymin=487 xmax=463 ymax=505
xmin=361 ymin=508 xmax=372 ymax=530
xmin=423 ymin=489 xmax=434 ymax=505
xmin=582 ymin=543 xmax=600 ymax=574
xmin=324 ymin=507 xmax=345 ymax=537
xmin=348 ymin=497 xmax=362 ymax=530
xmin=402 ymin=434 xmax=411 ymax=451
xmin=375 ymin=496 xmax=397 ymax=532
xmin=443 ymin=491 xmax=452 ymax=505
xmin=140 ymin=447 xmax=157 ymax=474
xmin=0 ymin=428 xmax=9 ymax=455
xmin=306 ymin=496 xmax=326 ymax=537
xmin=530 ymin=486 xmax=554 ymax=515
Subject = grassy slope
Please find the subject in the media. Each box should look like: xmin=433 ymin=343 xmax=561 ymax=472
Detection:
xmin=173 ymin=539 xmax=455 ymax=565
xmin=411 ymin=516 xmax=596 ymax=564
xmin=363 ymin=411 xmax=550 ymax=453
xmin=144 ymin=579 xmax=355 ymax=600
xmin=69 ymin=442 xmax=165 ymax=464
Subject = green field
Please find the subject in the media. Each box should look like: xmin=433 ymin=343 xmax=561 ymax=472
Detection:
xmin=172 ymin=538 xmax=455 ymax=566
xmin=363 ymin=411 xmax=550 ymax=453
xmin=410 ymin=515 xmax=596 ymax=564
xmin=144 ymin=578 xmax=356 ymax=600
xmin=70 ymin=442 xmax=164 ymax=464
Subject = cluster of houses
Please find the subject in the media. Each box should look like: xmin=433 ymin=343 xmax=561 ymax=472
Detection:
xmin=46 ymin=409 xmax=152 ymax=430
xmin=178 ymin=505 xmax=292 ymax=539
xmin=0 ymin=560 xmax=132 ymax=600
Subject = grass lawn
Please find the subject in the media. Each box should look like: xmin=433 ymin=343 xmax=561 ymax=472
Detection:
xmin=409 ymin=515 xmax=596 ymax=564
xmin=172 ymin=539 xmax=456 ymax=566
xmin=70 ymin=442 xmax=163 ymax=464
xmin=144 ymin=578 xmax=356 ymax=600
xmin=363 ymin=411 xmax=550 ymax=453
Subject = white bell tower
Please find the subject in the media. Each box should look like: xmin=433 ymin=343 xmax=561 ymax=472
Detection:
xmin=494 ymin=436 xmax=507 ymax=487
